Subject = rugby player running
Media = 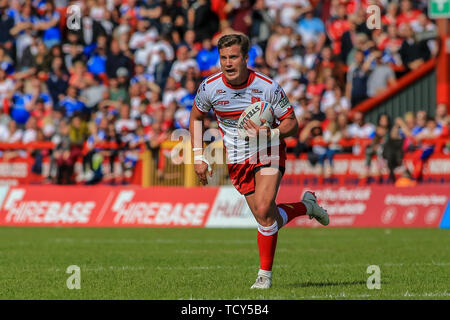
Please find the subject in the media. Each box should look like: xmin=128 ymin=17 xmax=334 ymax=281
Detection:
xmin=189 ymin=34 xmax=329 ymax=289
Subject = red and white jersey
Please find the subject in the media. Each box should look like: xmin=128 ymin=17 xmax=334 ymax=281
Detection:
xmin=194 ymin=69 xmax=294 ymax=164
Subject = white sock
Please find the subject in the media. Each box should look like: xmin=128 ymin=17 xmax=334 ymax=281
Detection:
xmin=258 ymin=269 xmax=272 ymax=279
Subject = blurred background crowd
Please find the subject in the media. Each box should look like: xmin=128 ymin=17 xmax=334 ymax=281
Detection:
xmin=0 ymin=0 xmax=448 ymax=185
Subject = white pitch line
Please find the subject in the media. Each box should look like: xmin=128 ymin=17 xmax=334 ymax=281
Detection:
xmin=51 ymin=238 xmax=256 ymax=245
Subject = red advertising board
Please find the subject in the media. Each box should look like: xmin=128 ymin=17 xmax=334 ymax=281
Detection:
xmin=277 ymin=185 xmax=450 ymax=228
xmin=0 ymin=185 xmax=448 ymax=228
xmin=0 ymin=186 xmax=111 ymax=227
xmin=98 ymin=186 xmax=219 ymax=227
xmin=0 ymin=186 xmax=220 ymax=227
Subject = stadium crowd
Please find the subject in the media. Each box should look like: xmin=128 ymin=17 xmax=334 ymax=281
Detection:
xmin=0 ymin=0 xmax=448 ymax=185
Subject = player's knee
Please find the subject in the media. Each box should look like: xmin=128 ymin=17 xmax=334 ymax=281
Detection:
xmin=253 ymin=202 xmax=273 ymax=226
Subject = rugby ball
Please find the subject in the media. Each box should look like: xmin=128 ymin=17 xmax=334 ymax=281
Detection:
xmin=237 ymin=101 xmax=274 ymax=138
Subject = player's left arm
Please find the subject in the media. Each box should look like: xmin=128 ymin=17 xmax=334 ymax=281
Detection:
xmin=272 ymin=111 xmax=298 ymax=139
xmin=269 ymin=84 xmax=298 ymax=139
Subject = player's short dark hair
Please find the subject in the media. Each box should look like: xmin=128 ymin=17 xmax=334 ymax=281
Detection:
xmin=217 ymin=34 xmax=250 ymax=57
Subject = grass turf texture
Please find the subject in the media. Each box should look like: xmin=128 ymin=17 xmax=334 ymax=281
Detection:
xmin=0 ymin=227 xmax=449 ymax=300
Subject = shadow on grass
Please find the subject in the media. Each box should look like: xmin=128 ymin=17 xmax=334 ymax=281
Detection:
xmin=287 ymin=280 xmax=369 ymax=288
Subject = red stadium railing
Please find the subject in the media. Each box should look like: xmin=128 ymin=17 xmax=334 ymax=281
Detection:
xmin=0 ymin=137 xmax=448 ymax=186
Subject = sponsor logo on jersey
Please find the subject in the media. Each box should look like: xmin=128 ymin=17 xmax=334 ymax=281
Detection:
xmin=231 ymin=92 xmax=244 ymax=99
xmin=251 ymin=89 xmax=263 ymax=94
xmin=215 ymin=100 xmax=230 ymax=106
xmin=219 ymin=117 xmax=238 ymax=128
xmin=279 ymin=96 xmax=290 ymax=109
xmin=216 ymin=89 xmax=226 ymax=94
xmin=279 ymin=90 xmax=290 ymax=109
xmin=251 ymin=96 xmax=261 ymax=103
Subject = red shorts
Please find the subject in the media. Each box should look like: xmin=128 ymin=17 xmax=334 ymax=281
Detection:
xmin=227 ymin=146 xmax=286 ymax=196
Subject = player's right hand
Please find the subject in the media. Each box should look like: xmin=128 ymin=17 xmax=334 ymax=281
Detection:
xmin=194 ymin=161 xmax=212 ymax=185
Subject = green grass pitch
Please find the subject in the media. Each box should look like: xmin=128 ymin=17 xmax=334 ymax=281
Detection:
xmin=1 ymin=227 xmax=449 ymax=300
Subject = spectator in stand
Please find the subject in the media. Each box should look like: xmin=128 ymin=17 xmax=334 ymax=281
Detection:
xmin=383 ymin=117 xmax=406 ymax=183
xmin=0 ymin=2 xmax=15 ymax=58
xmin=11 ymin=79 xmax=33 ymax=125
xmin=412 ymin=110 xmax=428 ymax=136
xmin=411 ymin=116 xmax=442 ymax=182
xmin=320 ymin=76 xmax=339 ymax=112
xmin=380 ymin=1 xmax=397 ymax=25
xmin=69 ymin=113 xmax=89 ymax=153
xmin=264 ymin=23 xmax=290 ymax=69
xmin=179 ymin=79 xmax=197 ymax=111
xmin=331 ymin=86 xmax=350 ymax=114
xmin=308 ymin=94 xmax=325 ymax=122
xmin=0 ymin=120 xmax=23 ymax=162
xmin=29 ymin=128 xmax=48 ymax=175
xmin=0 ymin=65 xmax=14 ymax=104
xmin=440 ymin=115 xmax=450 ymax=154
xmin=59 ymin=86 xmax=86 ymax=118
xmin=398 ymin=23 xmax=431 ymax=71
xmin=129 ymin=18 xmax=158 ymax=52
xmin=305 ymin=69 xmax=325 ymax=100
xmin=86 ymin=45 xmax=107 ymax=77
xmin=299 ymin=119 xmax=327 ymax=176
xmin=227 ymin=0 xmax=252 ymax=35
xmin=69 ymin=60 xmax=93 ymax=90
xmin=395 ymin=111 xmax=419 ymax=154
xmin=162 ymin=76 xmax=186 ymax=107
xmin=363 ymin=113 xmax=391 ymax=183
xmin=375 ymin=24 xmax=403 ymax=70
xmin=46 ymin=56 xmax=69 ymax=105
xmin=435 ymin=104 xmax=449 ymax=129
xmin=396 ymin=0 xmax=422 ymax=30
xmin=146 ymin=119 xmax=169 ymax=180
xmin=169 ymin=45 xmax=200 ymax=84
xmin=10 ymin=2 xmax=39 ymax=62
xmin=22 ymin=115 xmax=38 ymax=144
xmin=83 ymin=120 xmax=107 ymax=185
xmin=340 ymin=14 xmax=358 ymax=64
xmin=326 ymin=3 xmax=350 ymax=57
xmin=80 ymin=75 xmax=107 ymax=113
xmin=348 ymin=111 xmax=376 ymax=139
xmin=296 ymin=7 xmax=326 ymax=52
xmin=250 ymin=0 xmax=273 ymax=50
xmin=344 ymin=32 xmax=373 ymax=68
xmin=189 ymin=0 xmax=219 ymax=42
xmin=414 ymin=13 xmax=439 ymax=58
xmin=366 ymin=49 xmax=397 ymax=98
xmin=153 ymin=50 xmax=172 ymax=90
xmin=321 ymin=111 xmax=344 ymax=180
xmin=51 ymin=120 xmax=75 ymax=184
xmin=115 ymin=104 xmax=137 ymax=133
xmin=36 ymin=0 xmax=61 ymax=49
xmin=106 ymin=39 xmax=133 ymax=80
xmin=73 ymin=3 xmax=107 ymax=48
xmin=346 ymin=50 xmax=370 ymax=106
xmin=196 ymin=38 xmax=220 ymax=78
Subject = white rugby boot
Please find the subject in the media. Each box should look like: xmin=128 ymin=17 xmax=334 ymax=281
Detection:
xmin=302 ymin=191 xmax=330 ymax=226
xmin=250 ymin=270 xmax=272 ymax=289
